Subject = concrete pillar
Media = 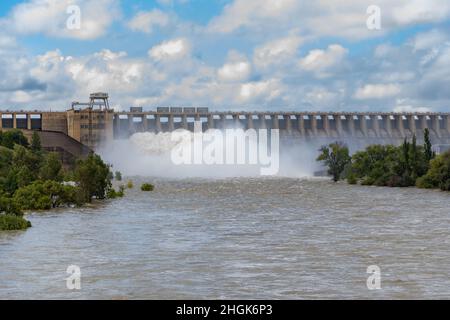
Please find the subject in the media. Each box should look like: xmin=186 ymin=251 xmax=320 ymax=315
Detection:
xmin=168 ymin=115 xmax=175 ymax=131
xmin=13 ymin=114 xmax=17 ymax=128
xmin=385 ymin=115 xmax=392 ymax=137
xmin=143 ymin=116 xmax=149 ymax=132
xmin=322 ymin=114 xmax=330 ymax=136
xmin=27 ymin=114 xmax=32 ymax=130
xmin=128 ymin=115 xmax=135 ymax=133
xmin=311 ymin=115 xmax=318 ymax=135
xmin=360 ymin=115 xmax=367 ymax=137
xmin=284 ymin=115 xmax=292 ymax=132
xmin=155 ymin=115 xmax=162 ymax=132
xmin=208 ymin=114 xmax=215 ymax=130
xmin=298 ymin=114 xmax=305 ymax=135
xmin=432 ymin=115 xmax=441 ymax=138
xmin=220 ymin=114 xmax=227 ymax=129
xmin=446 ymin=115 xmax=450 ymax=134
xmin=272 ymin=114 xmax=279 ymax=130
xmin=260 ymin=114 xmax=266 ymax=129
xmin=373 ymin=115 xmax=380 ymax=137
xmin=233 ymin=114 xmax=240 ymax=128
xmin=397 ymin=115 xmax=405 ymax=137
xmin=0 ymin=113 xmax=3 ymax=130
xmin=182 ymin=115 xmax=188 ymax=130
xmin=348 ymin=115 xmax=355 ymax=136
xmin=420 ymin=115 xmax=428 ymax=130
xmin=335 ymin=114 xmax=343 ymax=136
xmin=408 ymin=115 xmax=416 ymax=135
xmin=248 ymin=114 xmax=254 ymax=129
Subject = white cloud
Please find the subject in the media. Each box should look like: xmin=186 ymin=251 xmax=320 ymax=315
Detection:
xmin=4 ymin=0 xmax=120 ymax=40
xmin=253 ymin=35 xmax=302 ymax=69
xmin=238 ymin=80 xmax=283 ymax=103
xmin=207 ymin=0 xmax=299 ymax=34
xmin=299 ymin=44 xmax=348 ymax=77
xmin=128 ymin=9 xmax=170 ymax=34
xmin=218 ymin=61 xmax=251 ymax=82
xmin=148 ymin=38 xmax=190 ymax=61
xmin=354 ymin=84 xmax=401 ymax=100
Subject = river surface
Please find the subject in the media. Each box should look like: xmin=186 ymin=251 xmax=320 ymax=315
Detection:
xmin=1 ymin=178 xmax=450 ymax=299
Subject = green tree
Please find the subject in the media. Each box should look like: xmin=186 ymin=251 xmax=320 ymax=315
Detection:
xmin=0 ymin=130 xmax=29 ymax=149
xmin=114 ymin=171 xmax=122 ymax=181
xmin=417 ymin=150 xmax=450 ymax=191
xmin=424 ymin=128 xmax=435 ymax=162
xmin=317 ymin=142 xmax=351 ymax=182
xmin=74 ymin=153 xmax=112 ymax=202
xmin=31 ymin=131 xmax=42 ymax=153
xmin=40 ymin=153 xmax=63 ymax=182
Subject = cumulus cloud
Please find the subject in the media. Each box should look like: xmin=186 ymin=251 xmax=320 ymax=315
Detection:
xmin=253 ymin=35 xmax=303 ymax=69
xmin=128 ymin=9 xmax=170 ymax=34
xmin=354 ymin=84 xmax=402 ymax=100
xmin=3 ymin=0 xmax=120 ymax=40
xmin=207 ymin=0 xmax=299 ymax=34
xmin=298 ymin=44 xmax=348 ymax=78
xmin=148 ymin=38 xmax=191 ymax=61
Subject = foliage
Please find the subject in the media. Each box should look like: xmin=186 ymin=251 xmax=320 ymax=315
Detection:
xmin=31 ymin=131 xmax=42 ymax=153
xmin=0 ymin=214 xmax=31 ymax=231
xmin=107 ymin=185 xmax=125 ymax=199
xmin=114 ymin=171 xmax=122 ymax=181
xmin=0 ymin=130 xmax=29 ymax=149
xmin=127 ymin=180 xmax=134 ymax=189
xmin=417 ymin=151 xmax=450 ymax=191
xmin=74 ymin=153 xmax=112 ymax=202
xmin=141 ymin=183 xmax=155 ymax=192
xmin=13 ymin=181 xmax=82 ymax=210
xmin=320 ymin=130 xmax=449 ymax=191
xmin=424 ymin=128 xmax=435 ymax=162
xmin=40 ymin=153 xmax=63 ymax=182
xmin=316 ymin=142 xmax=351 ymax=182
xmin=0 ymin=132 xmax=115 ymax=231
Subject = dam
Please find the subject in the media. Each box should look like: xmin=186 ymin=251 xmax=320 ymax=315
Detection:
xmin=1 ymin=93 xmax=450 ymax=158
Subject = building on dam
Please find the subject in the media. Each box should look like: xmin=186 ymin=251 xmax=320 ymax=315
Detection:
xmin=1 ymin=92 xmax=450 ymax=160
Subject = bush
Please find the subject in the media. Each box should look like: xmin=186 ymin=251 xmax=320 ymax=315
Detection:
xmin=127 ymin=180 xmax=134 ymax=189
xmin=141 ymin=183 xmax=154 ymax=192
xmin=107 ymin=185 xmax=125 ymax=199
xmin=115 ymin=171 xmax=122 ymax=181
xmin=13 ymin=180 xmax=81 ymax=210
xmin=0 ymin=214 xmax=31 ymax=231
xmin=417 ymin=151 xmax=450 ymax=191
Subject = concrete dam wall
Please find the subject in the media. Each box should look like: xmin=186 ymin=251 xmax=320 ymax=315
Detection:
xmin=2 ymin=109 xmax=450 ymax=153
xmin=114 ymin=111 xmax=450 ymax=147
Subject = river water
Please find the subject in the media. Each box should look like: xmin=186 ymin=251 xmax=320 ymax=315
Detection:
xmin=1 ymin=177 xmax=450 ymax=299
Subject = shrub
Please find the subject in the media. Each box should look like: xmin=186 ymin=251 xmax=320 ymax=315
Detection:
xmin=127 ymin=180 xmax=134 ymax=189
xmin=0 ymin=214 xmax=31 ymax=231
xmin=417 ymin=151 xmax=450 ymax=191
xmin=316 ymin=142 xmax=351 ymax=182
xmin=141 ymin=183 xmax=154 ymax=192
xmin=115 ymin=171 xmax=122 ymax=181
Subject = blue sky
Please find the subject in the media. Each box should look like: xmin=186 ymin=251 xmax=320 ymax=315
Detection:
xmin=0 ymin=0 xmax=450 ymax=112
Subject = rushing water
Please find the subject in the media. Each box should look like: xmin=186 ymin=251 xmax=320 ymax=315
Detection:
xmin=1 ymin=177 xmax=450 ymax=300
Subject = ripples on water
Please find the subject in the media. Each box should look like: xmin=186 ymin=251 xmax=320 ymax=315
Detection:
xmin=1 ymin=178 xmax=449 ymax=299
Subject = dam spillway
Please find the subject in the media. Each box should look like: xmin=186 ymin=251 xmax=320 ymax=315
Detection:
xmin=114 ymin=110 xmax=450 ymax=146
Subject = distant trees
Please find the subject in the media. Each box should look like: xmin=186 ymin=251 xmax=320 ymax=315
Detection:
xmin=316 ymin=142 xmax=351 ymax=182
xmin=317 ymin=129 xmax=449 ymax=192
